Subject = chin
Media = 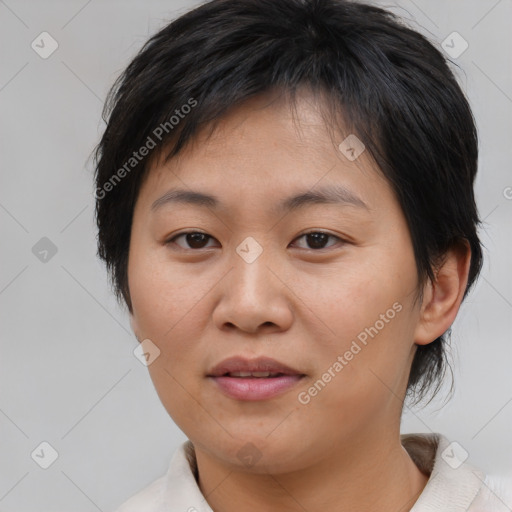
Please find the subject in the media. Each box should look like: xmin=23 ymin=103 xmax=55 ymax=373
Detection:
xmin=198 ymin=433 xmax=316 ymax=475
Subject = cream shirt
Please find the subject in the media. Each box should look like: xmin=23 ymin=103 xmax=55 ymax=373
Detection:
xmin=114 ymin=433 xmax=512 ymax=511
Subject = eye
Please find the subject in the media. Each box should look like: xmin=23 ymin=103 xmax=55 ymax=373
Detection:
xmin=166 ymin=230 xmax=345 ymax=251
xmin=291 ymin=231 xmax=344 ymax=250
xmin=166 ymin=231 xmax=218 ymax=250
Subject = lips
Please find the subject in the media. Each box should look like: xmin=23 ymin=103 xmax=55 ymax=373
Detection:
xmin=207 ymin=356 xmax=304 ymax=378
xmin=207 ymin=356 xmax=306 ymax=401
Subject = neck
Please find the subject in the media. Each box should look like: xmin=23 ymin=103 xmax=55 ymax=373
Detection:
xmin=194 ymin=433 xmax=430 ymax=512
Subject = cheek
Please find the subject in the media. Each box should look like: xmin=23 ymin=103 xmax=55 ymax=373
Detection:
xmin=293 ymin=249 xmax=418 ymax=408
xmin=128 ymin=244 xmax=210 ymax=339
xmin=127 ymin=248 xmax=212 ymax=432
xmin=128 ymin=245 xmax=217 ymax=397
xmin=293 ymin=252 xmax=415 ymax=350
xmin=293 ymin=303 xmax=414 ymax=438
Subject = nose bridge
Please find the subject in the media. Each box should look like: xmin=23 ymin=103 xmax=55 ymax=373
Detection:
xmin=212 ymin=234 xmax=293 ymax=333
xmin=231 ymin=234 xmax=274 ymax=298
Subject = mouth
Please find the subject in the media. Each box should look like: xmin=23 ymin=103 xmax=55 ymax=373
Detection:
xmin=218 ymin=371 xmax=293 ymax=378
xmin=207 ymin=356 xmax=306 ymax=401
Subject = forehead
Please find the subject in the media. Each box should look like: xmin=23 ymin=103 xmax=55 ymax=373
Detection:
xmin=137 ymin=90 xmax=391 ymax=214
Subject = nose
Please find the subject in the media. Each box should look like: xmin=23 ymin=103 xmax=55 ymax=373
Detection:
xmin=211 ymin=240 xmax=294 ymax=335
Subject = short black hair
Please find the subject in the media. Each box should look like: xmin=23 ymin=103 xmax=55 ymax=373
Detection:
xmin=93 ymin=0 xmax=483 ymax=407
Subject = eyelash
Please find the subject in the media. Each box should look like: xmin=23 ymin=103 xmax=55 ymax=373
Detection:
xmin=165 ymin=230 xmax=346 ymax=251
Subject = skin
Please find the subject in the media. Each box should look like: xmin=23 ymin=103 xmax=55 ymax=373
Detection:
xmin=127 ymin=89 xmax=471 ymax=512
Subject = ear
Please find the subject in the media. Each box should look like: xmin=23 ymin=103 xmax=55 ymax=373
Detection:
xmin=414 ymin=241 xmax=472 ymax=346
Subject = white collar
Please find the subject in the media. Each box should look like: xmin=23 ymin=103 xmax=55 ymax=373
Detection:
xmin=404 ymin=433 xmax=486 ymax=511
xmin=119 ymin=433 xmax=496 ymax=512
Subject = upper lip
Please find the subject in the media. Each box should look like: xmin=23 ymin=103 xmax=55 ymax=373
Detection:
xmin=207 ymin=356 xmax=305 ymax=377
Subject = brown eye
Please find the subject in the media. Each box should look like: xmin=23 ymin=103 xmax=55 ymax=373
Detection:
xmin=167 ymin=232 xmax=217 ymax=249
xmin=292 ymin=231 xmax=343 ymax=250
xmin=166 ymin=230 xmax=344 ymax=251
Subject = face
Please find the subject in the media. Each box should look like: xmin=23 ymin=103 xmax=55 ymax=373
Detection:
xmin=127 ymin=90 xmax=424 ymax=474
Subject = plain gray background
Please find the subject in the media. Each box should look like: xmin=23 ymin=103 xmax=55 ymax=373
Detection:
xmin=1 ymin=0 xmax=511 ymax=510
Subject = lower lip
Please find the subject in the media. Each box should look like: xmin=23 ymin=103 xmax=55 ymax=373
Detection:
xmin=209 ymin=375 xmax=305 ymax=401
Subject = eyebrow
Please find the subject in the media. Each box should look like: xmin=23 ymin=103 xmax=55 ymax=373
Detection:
xmin=150 ymin=184 xmax=369 ymax=214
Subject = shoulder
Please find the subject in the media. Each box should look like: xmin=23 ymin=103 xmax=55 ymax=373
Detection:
xmin=402 ymin=432 xmax=512 ymax=512
xmin=112 ymin=475 xmax=167 ymax=512
xmin=111 ymin=439 xmax=204 ymax=512
xmin=469 ymin=473 xmax=512 ymax=512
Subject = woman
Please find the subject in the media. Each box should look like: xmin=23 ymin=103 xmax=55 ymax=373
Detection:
xmin=93 ymin=0 xmax=511 ymax=510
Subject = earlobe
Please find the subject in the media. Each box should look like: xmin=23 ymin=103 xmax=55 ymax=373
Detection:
xmin=414 ymin=241 xmax=472 ymax=346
